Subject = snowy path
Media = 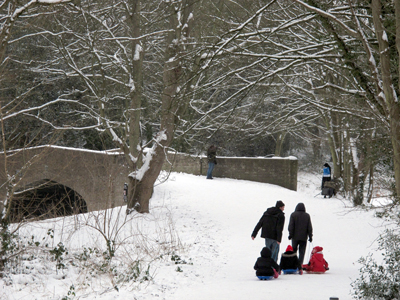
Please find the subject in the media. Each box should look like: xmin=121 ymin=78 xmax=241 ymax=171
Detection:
xmin=152 ymin=172 xmax=388 ymax=300
xmin=0 ymin=172 xmax=389 ymax=300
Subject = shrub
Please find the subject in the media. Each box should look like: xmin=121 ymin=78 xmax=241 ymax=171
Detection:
xmin=352 ymin=229 xmax=400 ymax=300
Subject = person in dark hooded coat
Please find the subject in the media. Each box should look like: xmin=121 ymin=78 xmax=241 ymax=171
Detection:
xmin=288 ymin=202 xmax=313 ymax=265
xmin=254 ymin=247 xmax=280 ymax=277
xmin=251 ymin=200 xmax=285 ymax=262
xmin=279 ymin=245 xmax=303 ymax=274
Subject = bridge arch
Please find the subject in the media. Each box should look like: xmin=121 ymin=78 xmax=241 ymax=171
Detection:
xmin=10 ymin=179 xmax=88 ymax=222
xmin=0 ymin=146 xmax=129 ymax=217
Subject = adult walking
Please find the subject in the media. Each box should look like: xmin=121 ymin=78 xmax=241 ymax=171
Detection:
xmin=206 ymin=145 xmax=217 ymax=179
xmin=288 ymin=202 xmax=313 ymax=266
xmin=251 ymin=200 xmax=285 ymax=262
xmin=321 ymin=163 xmax=331 ymax=189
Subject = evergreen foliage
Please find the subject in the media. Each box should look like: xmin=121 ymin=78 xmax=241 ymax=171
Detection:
xmin=352 ymin=229 xmax=400 ymax=300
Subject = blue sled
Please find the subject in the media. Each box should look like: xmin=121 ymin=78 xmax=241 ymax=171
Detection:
xmin=257 ymin=276 xmax=274 ymax=280
xmin=282 ymin=268 xmax=299 ymax=274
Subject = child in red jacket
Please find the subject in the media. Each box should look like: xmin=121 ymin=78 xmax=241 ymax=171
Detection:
xmin=302 ymin=246 xmax=329 ymax=273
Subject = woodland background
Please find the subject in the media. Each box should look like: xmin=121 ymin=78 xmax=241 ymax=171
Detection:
xmin=1 ymin=2 xmax=400 ymax=298
xmin=1 ymin=0 xmax=399 ymax=212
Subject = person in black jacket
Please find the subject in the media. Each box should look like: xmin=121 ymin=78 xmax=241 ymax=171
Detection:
xmin=279 ymin=245 xmax=303 ymax=275
xmin=251 ymin=200 xmax=285 ymax=262
xmin=206 ymin=145 xmax=217 ymax=179
xmin=254 ymin=247 xmax=280 ymax=277
xmin=288 ymin=202 xmax=313 ymax=265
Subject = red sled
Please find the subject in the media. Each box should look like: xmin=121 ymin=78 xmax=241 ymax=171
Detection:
xmin=303 ymin=270 xmax=327 ymax=274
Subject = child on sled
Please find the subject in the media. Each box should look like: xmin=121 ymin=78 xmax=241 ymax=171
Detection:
xmin=254 ymin=247 xmax=280 ymax=279
xmin=279 ymin=245 xmax=303 ymax=275
xmin=302 ymin=246 xmax=329 ymax=273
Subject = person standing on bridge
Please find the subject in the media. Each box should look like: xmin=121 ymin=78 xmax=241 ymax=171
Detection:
xmin=206 ymin=145 xmax=217 ymax=179
xmin=251 ymin=200 xmax=285 ymax=262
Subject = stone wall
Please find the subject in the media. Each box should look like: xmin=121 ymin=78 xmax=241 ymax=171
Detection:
xmin=0 ymin=146 xmax=128 ymax=213
xmin=0 ymin=147 xmax=297 ymax=217
xmin=163 ymin=153 xmax=298 ymax=191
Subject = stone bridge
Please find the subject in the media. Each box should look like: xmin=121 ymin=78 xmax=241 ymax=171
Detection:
xmin=0 ymin=146 xmax=297 ymax=220
xmin=0 ymin=146 xmax=128 ymax=220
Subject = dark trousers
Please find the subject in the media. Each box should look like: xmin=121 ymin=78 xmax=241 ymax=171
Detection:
xmin=321 ymin=177 xmax=331 ymax=189
xmin=292 ymin=240 xmax=307 ymax=265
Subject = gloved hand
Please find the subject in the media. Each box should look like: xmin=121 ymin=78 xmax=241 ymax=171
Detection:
xmin=299 ymin=269 xmax=303 ymax=275
xmin=308 ymin=237 xmax=312 ymax=242
xmin=288 ymin=236 xmax=292 ymax=240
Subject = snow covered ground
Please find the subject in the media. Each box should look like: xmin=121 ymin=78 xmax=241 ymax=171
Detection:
xmin=0 ymin=171 xmax=391 ymax=300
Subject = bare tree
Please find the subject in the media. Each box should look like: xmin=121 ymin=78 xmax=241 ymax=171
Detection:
xmin=286 ymin=0 xmax=400 ymax=200
xmin=32 ymin=0 xmax=241 ymax=213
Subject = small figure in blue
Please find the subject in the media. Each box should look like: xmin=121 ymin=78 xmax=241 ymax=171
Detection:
xmin=206 ymin=145 xmax=217 ymax=179
xmin=254 ymin=247 xmax=280 ymax=279
xmin=279 ymin=245 xmax=303 ymax=275
xmin=322 ymin=163 xmax=332 ymax=191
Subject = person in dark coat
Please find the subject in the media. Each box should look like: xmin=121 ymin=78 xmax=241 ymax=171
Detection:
xmin=206 ymin=145 xmax=217 ymax=179
xmin=288 ymin=202 xmax=313 ymax=265
xmin=251 ymin=200 xmax=285 ymax=262
xmin=279 ymin=245 xmax=303 ymax=275
xmin=254 ymin=247 xmax=280 ymax=277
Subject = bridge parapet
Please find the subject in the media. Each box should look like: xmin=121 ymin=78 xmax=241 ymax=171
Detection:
xmin=0 ymin=146 xmax=129 ymax=213
xmin=0 ymin=146 xmax=297 ymax=218
xmin=163 ymin=152 xmax=298 ymax=191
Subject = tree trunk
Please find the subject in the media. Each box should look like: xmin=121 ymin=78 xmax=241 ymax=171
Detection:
xmin=274 ymin=132 xmax=286 ymax=156
xmin=342 ymin=126 xmax=352 ymax=195
xmin=366 ymin=165 xmax=374 ymax=204
xmin=389 ymin=111 xmax=400 ymax=200
xmin=127 ymin=0 xmax=195 ymax=213
xmin=127 ymin=0 xmax=143 ymax=170
xmin=373 ymin=0 xmax=400 ymax=199
xmin=324 ymin=112 xmax=341 ymax=179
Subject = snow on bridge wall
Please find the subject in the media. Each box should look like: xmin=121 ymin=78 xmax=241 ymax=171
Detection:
xmin=0 ymin=146 xmax=297 ymax=215
xmin=163 ymin=153 xmax=298 ymax=191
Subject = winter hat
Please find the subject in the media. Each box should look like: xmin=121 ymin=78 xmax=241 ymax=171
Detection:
xmin=276 ymin=200 xmax=285 ymax=208
xmin=286 ymin=245 xmax=293 ymax=252
xmin=261 ymin=247 xmax=272 ymax=258
xmin=312 ymin=246 xmax=323 ymax=254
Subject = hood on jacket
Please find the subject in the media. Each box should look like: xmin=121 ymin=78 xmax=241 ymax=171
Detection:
xmin=265 ymin=206 xmax=283 ymax=216
xmin=295 ymin=203 xmax=306 ymax=212
xmin=261 ymin=247 xmax=272 ymax=258
xmin=312 ymin=246 xmax=323 ymax=254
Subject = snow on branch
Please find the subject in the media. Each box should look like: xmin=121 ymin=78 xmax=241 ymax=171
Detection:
xmin=200 ymin=0 xmax=278 ymax=65
xmin=292 ymin=0 xmax=359 ymax=38
xmin=3 ymin=98 xmax=87 ymax=121
xmin=128 ymin=130 xmax=167 ymax=181
xmin=13 ymin=0 xmax=72 ymax=20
